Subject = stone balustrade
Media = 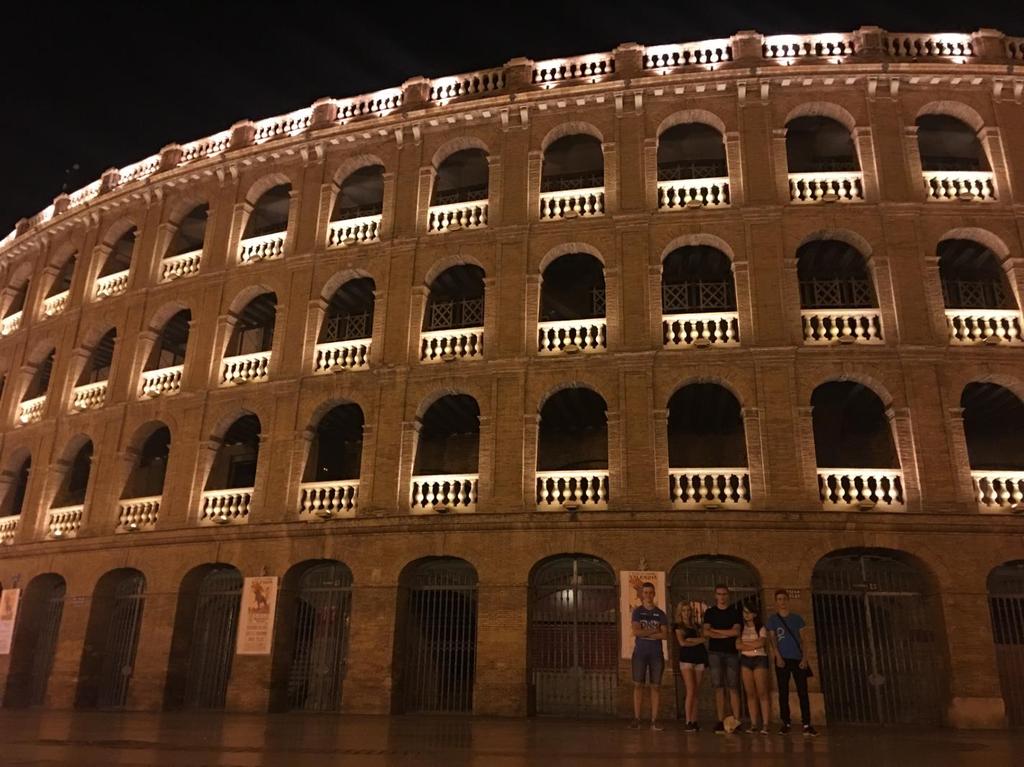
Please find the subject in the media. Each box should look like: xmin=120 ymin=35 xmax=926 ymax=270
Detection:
xmin=118 ymin=155 xmax=161 ymax=186
xmin=789 ymin=172 xmax=864 ymax=203
xmin=179 ymin=131 xmax=231 ymax=164
xmin=221 ymin=351 xmax=271 ymax=386
xmin=972 ymin=471 xmax=1024 ymax=511
xmin=1 ymin=311 xmax=22 ymax=336
xmin=818 ymin=469 xmax=905 ymax=509
xmin=299 ymin=480 xmax=359 ymax=520
xmin=17 ymin=395 xmax=46 ymax=425
xmin=643 ymin=39 xmax=733 ymax=69
xmin=94 ymin=269 xmax=130 ymax=299
xmin=421 ymin=327 xmax=483 ymax=363
xmin=923 ymin=170 xmax=996 ymax=202
xmin=160 ymin=249 xmax=202 ymax=282
xmin=430 ymin=69 xmax=505 ymax=101
xmin=201 ymin=488 xmax=253 ymax=525
xmin=140 ymin=364 xmax=184 ymax=398
xmin=42 ymin=291 xmax=69 ymax=318
xmin=884 ymin=33 xmax=973 ymax=58
xmin=238 ymin=231 xmax=286 ymax=263
xmin=669 ymin=469 xmax=751 ymax=509
xmin=762 ymin=33 xmax=856 ymax=58
xmin=117 ymin=496 xmax=161 ymax=532
xmin=254 ymin=109 xmax=312 ymax=143
xmin=427 ymin=200 xmax=489 ymax=233
xmin=539 ymin=187 xmax=605 ymax=220
xmin=326 ymin=214 xmax=381 ymax=247
xmin=945 ymin=309 xmax=1024 ymax=345
xmin=533 ymin=54 xmax=614 ymax=85
xmin=410 ymin=474 xmax=479 ymax=513
xmin=71 ymin=380 xmax=108 ymax=412
xmin=536 ymin=470 xmax=609 ymax=511
xmin=0 ymin=515 xmax=18 ymax=545
xmin=657 ymin=177 xmax=730 ymax=210
xmin=801 ymin=309 xmax=884 ymax=345
xmin=538 ymin=318 xmax=607 ymax=354
xmin=314 ymin=338 xmax=371 ymax=373
xmin=335 ymin=88 xmax=402 ymax=121
xmin=663 ymin=312 xmax=740 ymax=347
xmin=1008 ymin=37 xmax=1024 ymax=61
xmin=47 ymin=505 xmax=84 ymax=538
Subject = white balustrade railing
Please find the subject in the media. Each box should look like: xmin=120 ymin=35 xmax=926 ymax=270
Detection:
xmin=327 ymin=214 xmax=382 ymax=247
xmin=201 ymin=488 xmax=253 ymax=525
xmin=117 ymin=496 xmax=161 ymax=531
xmin=299 ymin=480 xmax=359 ymax=519
xmin=254 ymin=109 xmax=312 ymax=143
xmin=818 ymin=469 xmax=905 ymax=509
xmin=42 ymin=291 xmax=69 ymax=318
xmin=140 ymin=364 xmax=184 ymax=398
xmin=657 ymin=178 xmax=730 ymax=209
xmin=1008 ymin=38 xmax=1024 ymax=61
xmin=71 ymin=381 xmax=108 ymax=412
xmin=0 ymin=311 xmax=22 ymax=336
xmin=669 ymin=469 xmax=751 ymax=508
xmin=17 ymin=395 xmax=46 ymax=425
xmin=94 ymin=269 xmax=130 ymax=299
xmin=945 ymin=309 xmax=1024 ymax=345
xmin=179 ymin=131 xmax=231 ymax=164
xmin=885 ymin=33 xmax=973 ymax=58
xmin=0 ymin=515 xmax=17 ymax=545
xmin=410 ymin=474 xmax=479 ymax=513
xmin=763 ymin=33 xmax=856 ymax=59
xmin=537 ymin=470 xmax=610 ymax=511
xmin=538 ymin=318 xmax=607 ymax=354
xmin=421 ymin=327 xmax=484 ymax=363
xmin=238 ymin=231 xmax=286 ymax=263
xmin=314 ymin=338 xmax=371 ymax=373
xmin=118 ymin=155 xmax=161 ymax=186
xmin=68 ymin=180 xmax=102 ymax=209
xmin=336 ymin=88 xmax=403 ymax=120
xmin=430 ymin=69 xmax=505 ymax=101
xmin=801 ymin=309 xmax=883 ymax=344
xmin=663 ymin=312 xmax=740 ymax=347
xmin=160 ymin=249 xmax=202 ymax=282
xmin=789 ymin=172 xmax=864 ymax=203
xmin=922 ymin=171 xmax=996 ymax=202
xmin=533 ymin=54 xmax=614 ymax=84
xmin=427 ymin=200 xmax=488 ymax=232
xmin=972 ymin=471 xmax=1024 ymax=511
xmin=221 ymin=351 xmax=271 ymax=386
xmin=643 ymin=39 xmax=733 ymax=68
xmin=539 ymin=187 xmax=605 ymax=220
xmin=47 ymin=505 xmax=84 ymax=538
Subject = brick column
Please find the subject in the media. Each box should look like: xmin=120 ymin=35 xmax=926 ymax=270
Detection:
xmin=796 ymin=405 xmax=822 ymax=508
xmin=396 ymin=420 xmax=420 ymax=515
xmin=648 ymin=264 xmax=663 ymax=348
xmin=922 ymin=255 xmax=952 ymax=344
xmin=601 ymin=141 xmax=619 ymax=214
xmin=869 ymin=255 xmax=901 ymax=345
xmin=781 ymin=257 xmax=805 ymax=345
xmin=603 ymin=265 xmax=622 ymax=351
xmin=980 ymin=127 xmax=1014 ymax=203
xmin=482 ymin=277 xmax=498 ymax=361
xmin=416 ymin=167 xmax=434 ymax=235
xmin=888 ymin=407 xmax=922 ymax=512
xmin=643 ymin=137 xmax=658 ymax=211
xmin=341 ymin=583 xmax=398 ymax=714
xmin=942 ymin=591 xmax=1007 ymax=728
xmin=652 ymin=408 xmax=670 ymax=507
xmin=853 ymin=126 xmax=880 ymax=202
xmin=903 ymin=126 xmax=928 ymax=202
xmin=724 ymin=130 xmax=745 ymax=206
xmin=523 ymin=414 xmax=540 ymax=512
xmin=606 ymin=408 xmax=623 ymax=510
xmin=369 ymin=287 xmax=388 ymax=367
xmin=946 ymin=407 xmax=980 ymax=509
xmin=771 ymin=128 xmax=791 ymax=203
xmin=486 ymin=155 xmax=503 ymax=227
xmin=355 ymin=423 xmax=378 ymax=517
xmin=476 ymin=414 xmax=496 ymax=512
xmin=407 ymin=286 xmax=428 ymax=365
xmin=743 ymin=407 xmax=768 ymax=508
xmin=473 ymin=582 xmax=528 ymax=714
xmin=1002 ymin=257 xmax=1024 ymax=315
xmin=733 ymin=259 xmax=755 ymax=345
xmin=527 ymin=150 xmax=542 ymax=222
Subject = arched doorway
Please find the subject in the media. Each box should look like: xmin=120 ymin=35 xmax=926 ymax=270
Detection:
xmin=988 ymin=561 xmax=1024 ymax=727
xmin=4 ymin=574 xmax=66 ymax=707
xmin=177 ymin=566 xmax=243 ymax=709
xmin=528 ymin=555 xmax=618 ymax=717
xmin=812 ymin=550 xmax=943 ymax=725
xmin=77 ymin=569 xmax=146 ymax=708
xmin=393 ymin=558 xmax=477 ymax=713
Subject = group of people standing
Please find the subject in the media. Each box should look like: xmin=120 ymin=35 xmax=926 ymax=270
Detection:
xmin=629 ymin=583 xmax=818 ymax=736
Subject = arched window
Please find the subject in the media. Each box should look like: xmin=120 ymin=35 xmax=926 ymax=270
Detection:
xmin=540 ymin=134 xmax=605 ymax=219
xmin=18 ymin=349 xmax=55 ymax=425
xmin=1 ymin=270 xmax=30 ymax=335
xmin=42 ymin=253 xmax=75 ymax=317
xmin=411 ymin=394 xmax=480 ymax=512
xmin=96 ymin=229 xmax=136 ymax=299
xmin=239 ymin=184 xmax=290 ymax=262
xmin=162 ymin=204 xmax=208 ymax=281
xmin=786 ymin=116 xmax=862 ymax=202
xmin=4 ymin=573 xmax=66 ymax=706
xmin=917 ymin=115 xmax=994 ymax=200
xmin=797 ymin=239 xmax=882 ymax=344
xmin=961 ymin=383 xmax=1024 ymax=510
xmin=0 ymin=454 xmax=31 ymax=521
xmin=421 ymin=265 xmax=485 ymax=362
xmin=428 ymin=149 xmax=489 ymax=232
xmin=120 ymin=425 xmax=171 ymax=527
xmin=538 ymin=253 xmax=606 ymax=353
xmin=328 ymin=165 xmax=384 ymax=246
xmin=300 ymin=404 xmax=363 ymax=519
xmin=49 ymin=440 xmax=93 ymax=537
xmin=661 ymin=245 xmax=738 ymax=346
xmin=314 ymin=278 xmax=374 ymax=372
xmin=987 ymin=561 xmax=1024 ymax=726
xmin=536 ymin=387 xmax=608 ymax=510
xmin=222 ymin=293 xmax=276 ymax=385
xmin=72 ymin=329 xmax=116 ymax=411
xmin=657 ymin=123 xmax=729 ymax=208
xmin=141 ymin=309 xmax=191 ymax=398
xmin=938 ymin=238 xmax=1021 ymax=345
xmin=202 ymin=415 xmax=260 ymax=525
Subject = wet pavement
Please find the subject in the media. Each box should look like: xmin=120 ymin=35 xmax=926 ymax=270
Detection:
xmin=1 ymin=710 xmax=1022 ymax=766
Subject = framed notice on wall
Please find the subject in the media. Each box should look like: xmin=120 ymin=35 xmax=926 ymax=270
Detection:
xmin=619 ymin=571 xmax=667 ymax=659
xmin=0 ymin=588 xmax=21 ymax=655
xmin=236 ymin=577 xmax=278 ymax=655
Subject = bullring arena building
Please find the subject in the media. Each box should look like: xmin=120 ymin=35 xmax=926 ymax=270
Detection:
xmin=0 ymin=25 xmax=1022 ymax=729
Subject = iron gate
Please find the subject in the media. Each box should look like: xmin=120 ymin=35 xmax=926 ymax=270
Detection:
xmin=184 ymin=567 xmax=242 ymax=709
xmin=286 ymin=562 xmax=353 ymax=712
xmin=812 ymin=552 xmax=942 ymax=725
xmin=529 ymin=555 xmax=618 ymax=717
xmin=668 ymin=557 xmax=760 ymax=721
xmin=397 ymin=558 xmax=477 ymax=713
xmin=28 ymin=579 xmax=66 ymax=706
xmin=95 ymin=572 xmax=146 ymax=708
xmin=989 ymin=561 xmax=1024 ymax=728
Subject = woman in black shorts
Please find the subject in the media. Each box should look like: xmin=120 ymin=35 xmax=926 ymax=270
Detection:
xmin=674 ymin=601 xmax=708 ymax=732
xmin=736 ymin=602 xmax=771 ymax=734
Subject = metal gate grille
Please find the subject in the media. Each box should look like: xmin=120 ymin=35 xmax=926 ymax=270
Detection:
xmin=989 ymin=562 xmax=1024 ymax=728
xmin=28 ymin=580 xmax=66 ymax=706
xmin=529 ymin=556 xmax=618 ymax=717
xmin=287 ymin=562 xmax=353 ymax=712
xmin=184 ymin=568 xmax=242 ymax=709
xmin=812 ymin=553 xmax=941 ymax=725
xmin=398 ymin=559 xmax=477 ymax=713
xmin=669 ymin=558 xmax=760 ymax=721
xmin=96 ymin=573 xmax=146 ymax=708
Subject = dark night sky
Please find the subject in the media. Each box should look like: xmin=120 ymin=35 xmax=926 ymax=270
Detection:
xmin=2 ymin=1 xmax=1021 ymax=232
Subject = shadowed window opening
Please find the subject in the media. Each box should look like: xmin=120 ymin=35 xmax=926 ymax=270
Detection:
xmin=961 ymin=384 xmax=1024 ymax=471
xmin=938 ymin=239 xmax=1016 ymax=310
xmin=77 ymin=329 xmax=116 ymax=385
xmin=122 ymin=426 xmax=171 ymax=499
xmin=168 ymin=204 xmax=209 ymax=256
xmin=916 ymin=115 xmax=989 ymax=172
xmin=100 ymin=230 xmax=136 ymax=277
xmin=661 ymin=246 xmax=735 ymax=312
xmin=540 ymin=254 xmax=605 ymax=321
xmin=53 ymin=441 xmax=93 ymax=507
xmin=797 ymin=240 xmax=876 ymax=308
xmin=320 ymin=278 xmax=375 ymax=342
xmin=668 ymin=384 xmax=746 ymax=467
xmin=332 ymin=166 xmax=384 ymax=220
xmin=47 ymin=255 xmax=76 ymax=296
xmin=304 ymin=405 xmax=364 ymax=482
xmin=542 ymin=135 xmax=604 ymax=191
xmin=243 ymin=185 xmax=290 ymax=237
xmin=226 ymin=293 xmax=276 ymax=356
xmin=812 ymin=382 xmax=897 ymax=468
xmin=786 ymin=117 xmax=859 ymax=173
xmin=538 ymin=388 xmax=607 ymax=472
xmin=432 ymin=149 xmax=489 ymax=205
xmin=146 ymin=310 xmax=191 ymax=369
xmin=0 ymin=456 xmax=31 ymax=518
xmin=424 ymin=265 xmax=485 ymax=331
xmin=206 ymin=415 xmax=261 ymax=490
xmin=658 ymin=124 xmax=727 ymax=180
xmin=414 ymin=395 xmax=480 ymax=476
xmin=23 ymin=350 xmax=55 ymax=400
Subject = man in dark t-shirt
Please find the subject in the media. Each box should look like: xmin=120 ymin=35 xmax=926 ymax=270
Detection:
xmin=702 ymin=584 xmax=741 ymax=734
xmin=630 ymin=582 xmax=669 ymax=730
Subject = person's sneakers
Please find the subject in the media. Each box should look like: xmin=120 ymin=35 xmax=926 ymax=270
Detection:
xmin=684 ymin=721 xmax=697 ymax=733
xmin=628 ymin=718 xmax=641 ymax=729
xmin=779 ymin=723 xmax=792 ymax=735
xmin=803 ymin=725 xmax=819 ymax=737
xmin=692 ymin=721 xmax=701 ymax=732
xmin=759 ymin=725 xmax=770 ymax=735
xmin=651 ymin=720 xmax=664 ymax=731
xmin=713 ymin=721 xmax=725 ymax=735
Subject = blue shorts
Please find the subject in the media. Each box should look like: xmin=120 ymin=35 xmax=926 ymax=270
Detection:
xmin=631 ymin=645 xmax=665 ymax=685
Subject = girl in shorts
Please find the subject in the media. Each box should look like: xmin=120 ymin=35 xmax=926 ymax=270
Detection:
xmin=674 ymin=601 xmax=708 ymax=731
xmin=736 ymin=602 xmax=771 ymax=734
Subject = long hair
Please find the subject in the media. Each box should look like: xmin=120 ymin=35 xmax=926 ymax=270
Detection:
xmin=741 ymin=600 xmax=763 ymax=634
xmin=674 ymin=600 xmax=695 ymax=629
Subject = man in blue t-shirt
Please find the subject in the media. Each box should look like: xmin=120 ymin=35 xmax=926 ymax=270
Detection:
xmin=766 ymin=589 xmax=818 ymax=736
xmin=630 ymin=581 xmax=669 ymax=731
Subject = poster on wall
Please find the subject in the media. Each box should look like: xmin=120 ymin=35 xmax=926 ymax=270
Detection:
xmin=236 ymin=577 xmax=278 ymax=655
xmin=0 ymin=588 xmax=21 ymax=655
xmin=619 ymin=571 xmax=667 ymax=659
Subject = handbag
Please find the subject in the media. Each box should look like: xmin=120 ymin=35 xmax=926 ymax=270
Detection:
xmin=776 ymin=613 xmax=814 ymax=678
